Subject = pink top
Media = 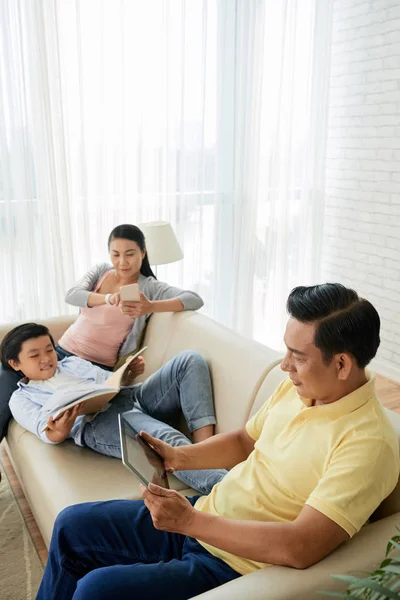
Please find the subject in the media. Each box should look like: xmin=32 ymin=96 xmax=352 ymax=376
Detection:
xmin=58 ymin=271 xmax=134 ymax=366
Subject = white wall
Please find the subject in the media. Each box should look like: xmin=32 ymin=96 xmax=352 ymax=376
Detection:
xmin=323 ymin=0 xmax=400 ymax=381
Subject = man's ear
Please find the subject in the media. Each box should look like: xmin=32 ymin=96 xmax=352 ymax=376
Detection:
xmin=335 ymin=353 xmax=353 ymax=381
xmin=8 ymin=359 xmax=20 ymax=372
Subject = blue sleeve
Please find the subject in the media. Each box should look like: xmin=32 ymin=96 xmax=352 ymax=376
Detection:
xmin=9 ymin=390 xmax=58 ymax=445
xmin=60 ymin=356 xmax=111 ymax=385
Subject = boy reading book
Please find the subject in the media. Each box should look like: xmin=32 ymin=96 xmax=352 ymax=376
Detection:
xmin=0 ymin=323 xmax=226 ymax=495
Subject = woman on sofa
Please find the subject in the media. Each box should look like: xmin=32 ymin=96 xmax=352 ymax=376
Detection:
xmin=0 ymin=223 xmax=205 ymax=442
xmin=57 ymin=223 xmax=204 ymax=370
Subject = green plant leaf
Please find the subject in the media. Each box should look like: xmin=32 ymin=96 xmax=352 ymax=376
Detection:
xmin=385 ymin=535 xmax=400 ymax=556
xmin=325 ymin=530 xmax=400 ymax=599
xmin=387 ymin=539 xmax=400 ymax=554
xmin=380 ymin=564 xmax=400 ymax=576
xmin=346 ymin=579 xmax=400 ymax=599
xmin=318 ymin=592 xmax=347 ymax=598
xmin=318 ymin=593 xmax=361 ymax=599
xmin=331 ymin=575 xmax=369 ymax=584
xmin=379 ymin=558 xmax=393 ymax=569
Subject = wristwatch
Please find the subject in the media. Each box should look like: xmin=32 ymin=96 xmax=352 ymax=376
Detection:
xmin=105 ymin=294 xmax=112 ymax=305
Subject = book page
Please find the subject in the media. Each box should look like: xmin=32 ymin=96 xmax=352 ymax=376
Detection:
xmin=40 ymin=345 xmax=148 ymax=433
xmin=53 ymin=390 xmax=119 ymax=420
xmin=42 ymin=384 xmax=117 ymax=415
xmin=41 ymin=388 xmax=119 ymax=433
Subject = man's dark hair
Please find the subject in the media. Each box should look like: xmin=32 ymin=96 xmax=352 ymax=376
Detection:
xmin=287 ymin=283 xmax=380 ymax=368
xmin=0 ymin=323 xmax=55 ymax=370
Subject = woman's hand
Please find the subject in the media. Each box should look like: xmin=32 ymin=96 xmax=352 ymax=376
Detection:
xmin=120 ymin=292 xmax=153 ymax=318
xmin=108 ymin=292 xmax=120 ymax=306
xmin=140 ymin=483 xmax=196 ymax=534
xmin=121 ymin=356 xmax=146 ymax=385
xmin=45 ymin=403 xmax=84 ymax=444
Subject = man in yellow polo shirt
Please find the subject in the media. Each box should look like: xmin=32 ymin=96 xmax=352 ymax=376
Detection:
xmin=37 ymin=283 xmax=399 ymax=600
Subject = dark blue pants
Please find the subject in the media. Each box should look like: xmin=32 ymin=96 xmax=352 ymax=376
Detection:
xmin=36 ymin=497 xmax=240 ymax=600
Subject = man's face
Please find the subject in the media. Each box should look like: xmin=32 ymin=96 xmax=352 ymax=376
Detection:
xmin=281 ymin=318 xmax=339 ymax=402
xmin=9 ymin=335 xmax=58 ymax=381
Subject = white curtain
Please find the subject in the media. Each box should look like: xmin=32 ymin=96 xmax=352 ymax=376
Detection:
xmin=0 ymin=0 xmax=333 ymax=352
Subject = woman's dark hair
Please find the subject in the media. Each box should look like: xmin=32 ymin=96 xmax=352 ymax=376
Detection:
xmin=287 ymin=283 xmax=380 ymax=368
xmin=0 ymin=323 xmax=56 ymax=370
xmin=107 ymin=224 xmax=156 ymax=279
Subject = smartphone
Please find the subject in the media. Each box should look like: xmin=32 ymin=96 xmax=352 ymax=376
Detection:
xmin=120 ymin=283 xmax=140 ymax=302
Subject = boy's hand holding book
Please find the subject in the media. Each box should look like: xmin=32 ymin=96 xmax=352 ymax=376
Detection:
xmin=45 ymin=403 xmax=84 ymax=443
xmin=40 ymin=347 xmax=148 ymax=436
xmin=120 ymin=356 xmax=146 ymax=386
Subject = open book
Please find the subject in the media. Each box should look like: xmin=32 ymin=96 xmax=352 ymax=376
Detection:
xmin=40 ymin=346 xmax=147 ymax=432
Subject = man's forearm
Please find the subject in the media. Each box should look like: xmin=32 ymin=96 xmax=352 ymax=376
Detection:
xmin=175 ymin=429 xmax=252 ymax=471
xmin=186 ymin=511 xmax=302 ymax=568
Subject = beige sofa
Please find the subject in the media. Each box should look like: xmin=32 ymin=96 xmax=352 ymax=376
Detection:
xmin=2 ymin=311 xmax=400 ymax=600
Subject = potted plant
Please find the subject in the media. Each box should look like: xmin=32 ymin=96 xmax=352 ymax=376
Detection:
xmin=322 ymin=530 xmax=400 ymax=599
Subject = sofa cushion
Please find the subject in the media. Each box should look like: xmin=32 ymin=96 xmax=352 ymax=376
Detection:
xmin=156 ymin=312 xmax=283 ymax=433
xmin=6 ymin=420 xmax=194 ymax=547
xmin=370 ymin=408 xmax=400 ymax=520
xmin=248 ymin=362 xmax=287 ymax=419
xmin=0 ymin=315 xmax=77 ymax=346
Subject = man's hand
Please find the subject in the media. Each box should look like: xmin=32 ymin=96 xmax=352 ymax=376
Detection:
xmin=120 ymin=292 xmax=153 ymax=318
xmin=45 ymin=403 xmax=84 ymax=443
xmin=121 ymin=357 xmax=146 ymax=386
xmin=139 ymin=431 xmax=184 ymax=473
xmin=140 ymin=483 xmax=196 ymax=534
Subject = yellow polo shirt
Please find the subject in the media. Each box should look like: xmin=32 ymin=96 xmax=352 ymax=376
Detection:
xmin=194 ymin=375 xmax=399 ymax=575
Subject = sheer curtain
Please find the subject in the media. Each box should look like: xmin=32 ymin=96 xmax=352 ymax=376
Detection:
xmin=0 ymin=0 xmax=333 ymax=352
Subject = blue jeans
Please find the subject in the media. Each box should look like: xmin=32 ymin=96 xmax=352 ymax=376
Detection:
xmin=83 ymin=351 xmax=227 ymax=495
xmin=36 ymin=498 xmax=240 ymax=600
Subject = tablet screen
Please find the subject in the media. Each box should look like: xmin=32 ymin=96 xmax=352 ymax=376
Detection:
xmin=119 ymin=412 xmax=169 ymax=488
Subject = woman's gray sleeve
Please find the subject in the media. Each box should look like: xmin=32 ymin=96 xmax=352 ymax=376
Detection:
xmin=144 ymin=278 xmax=204 ymax=311
xmin=64 ymin=264 xmax=110 ymax=308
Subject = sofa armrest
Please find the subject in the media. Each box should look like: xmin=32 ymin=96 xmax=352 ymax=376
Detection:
xmin=191 ymin=512 xmax=400 ymax=600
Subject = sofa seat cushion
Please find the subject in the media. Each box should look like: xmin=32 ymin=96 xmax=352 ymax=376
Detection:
xmin=6 ymin=420 xmax=195 ymax=547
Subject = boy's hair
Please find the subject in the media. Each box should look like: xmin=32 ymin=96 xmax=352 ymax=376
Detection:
xmin=0 ymin=323 xmax=55 ymax=370
xmin=287 ymin=283 xmax=380 ymax=369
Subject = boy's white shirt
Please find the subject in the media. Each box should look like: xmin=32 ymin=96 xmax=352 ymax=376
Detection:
xmin=9 ymin=356 xmax=112 ymax=446
xmin=31 ymin=369 xmax=86 ymax=391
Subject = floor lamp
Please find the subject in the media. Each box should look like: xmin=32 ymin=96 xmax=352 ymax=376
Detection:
xmin=138 ymin=221 xmax=184 ymax=277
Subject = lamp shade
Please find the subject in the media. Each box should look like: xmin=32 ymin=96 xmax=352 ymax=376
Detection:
xmin=138 ymin=221 xmax=184 ymax=266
